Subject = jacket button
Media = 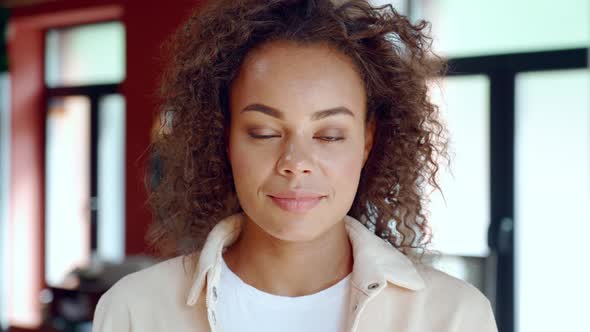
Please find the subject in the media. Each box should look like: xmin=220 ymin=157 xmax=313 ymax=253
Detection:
xmin=208 ymin=309 xmax=217 ymax=325
xmin=367 ymin=282 xmax=380 ymax=290
xmin=212 ymin=286 xmax=218 ymax=301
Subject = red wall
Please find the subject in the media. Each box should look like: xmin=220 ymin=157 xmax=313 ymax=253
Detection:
xmin=7 ymin=0 xmax=200 ymax=328
xmin=122 ymin=0 xmax=198 ymax=255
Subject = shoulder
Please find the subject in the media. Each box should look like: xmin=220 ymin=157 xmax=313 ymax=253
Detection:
xmin=92 ymin=255 xmax=199 ymax=331
xmin=95 ymin=255 xmax=197 ymax=313
xmin=414 ymin=263 xmax=490 ymax=307
xmin=414 ymin=263 xmax=497 ymax=330
xmin=416 ymin=263 xmax=485 ymax=298
xmin=106 ymin=255 xmax=196 ymax=301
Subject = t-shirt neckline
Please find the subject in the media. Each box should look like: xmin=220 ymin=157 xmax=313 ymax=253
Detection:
xmin=220 ymin=257 xmax=351 ymax=308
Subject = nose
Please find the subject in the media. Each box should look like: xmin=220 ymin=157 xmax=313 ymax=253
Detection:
xmin=276 ymin=138 xmax=315 ymax=178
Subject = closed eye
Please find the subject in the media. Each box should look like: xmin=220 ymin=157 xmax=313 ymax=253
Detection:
xmin=248 ymin=134 xmax=345 ymax=142
xmin=249 ymin=134 xmax=280 ymax=139
xmin=315 ymin=136 xmax=345 ymax=142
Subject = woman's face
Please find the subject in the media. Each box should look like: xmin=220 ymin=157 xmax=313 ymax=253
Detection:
xmin=228 ymin=40 xmax=374 ymax=242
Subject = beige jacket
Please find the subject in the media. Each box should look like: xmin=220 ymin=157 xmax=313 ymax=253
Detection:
xmin=92 ymin=213 xmax=498 ymax=332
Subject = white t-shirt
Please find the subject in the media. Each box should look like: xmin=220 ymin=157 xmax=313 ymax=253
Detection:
xmin=217 ymin=258 xmax=351 ymax=332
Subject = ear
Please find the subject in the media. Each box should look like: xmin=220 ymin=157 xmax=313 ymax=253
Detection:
xmin=363 ymin=116 xmax=376 ymax=167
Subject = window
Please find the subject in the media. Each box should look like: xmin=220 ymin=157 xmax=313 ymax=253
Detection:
xmin=426 ymin=75 xmax=491 ymax=290
xmin=45 ymin=21 xmax=125 ymax=87
xmin=1 ymin=8 xmax=10 ymax=329
xmin=427 ymin=75 xmax=491 ymax=258
xmin=44 ymin=21 xmax=126 ymax=288
xmin=411 ymin=0 xmax=590 ymax=57
xmin=515 ymin=69 xmax=590 ymax=332
xmin=0 ymin=72 xmax=10 ymax=331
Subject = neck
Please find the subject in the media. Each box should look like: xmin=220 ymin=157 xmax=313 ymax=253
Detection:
xmin=223 ymin=215 xmax=353 ymax=297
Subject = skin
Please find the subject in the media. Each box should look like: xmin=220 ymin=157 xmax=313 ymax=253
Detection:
xmin=224 ymin=40 xmax=375 ymax=297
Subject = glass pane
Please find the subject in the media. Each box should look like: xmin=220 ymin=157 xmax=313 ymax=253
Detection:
xmin=97 ymin=94 xmax=125 ymax=263
xmin=45 ymin=96 xmax=91 ymax=287
xmin=427 ymin=75 xmax=490 ymax=257
xmin=515 ymin=69 xmax=590 ymax=332
xmin=0 ymin=72 xmax=10 ymax=328
xmin=45 ymin=21 xmax=125 ymax=87
xmin=412 ymin=0 xmax=590 ymax=57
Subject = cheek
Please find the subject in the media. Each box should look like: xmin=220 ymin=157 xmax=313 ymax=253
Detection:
xmin=319 ymin=143 xmax=365 ymax=188
xmin=318 ymin=123 xmax=367 ymax=168
xmin=228 ymin=134 xmax=273 ymax=197
xmin=229 ymin=139 xmax=256 ymax=179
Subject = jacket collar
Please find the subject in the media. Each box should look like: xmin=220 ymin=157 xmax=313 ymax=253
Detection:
xmin=186 ymin=212 xmax=425 ymax=306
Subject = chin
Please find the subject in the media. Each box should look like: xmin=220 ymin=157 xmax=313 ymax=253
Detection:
xmin=260 ymin=214 xmax=330 ymax=243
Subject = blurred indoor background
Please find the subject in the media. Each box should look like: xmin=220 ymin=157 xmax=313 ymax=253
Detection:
xmin=0 ymin=0 xmax=588 ymax=331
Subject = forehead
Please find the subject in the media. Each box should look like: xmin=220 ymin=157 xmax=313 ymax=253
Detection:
xmin=229 ymin=40 xmax=367 ymax=118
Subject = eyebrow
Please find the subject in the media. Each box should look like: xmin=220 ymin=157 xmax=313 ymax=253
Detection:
xmin=240 ymin=103 xmax=355 ymax=121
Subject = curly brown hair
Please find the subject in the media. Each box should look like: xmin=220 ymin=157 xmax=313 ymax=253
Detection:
xmin=146 ymin=0 xmax=449 ymax=260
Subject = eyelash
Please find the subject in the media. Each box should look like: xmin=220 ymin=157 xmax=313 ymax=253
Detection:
xmin=249 ymin=134 xmax=345 ymax=142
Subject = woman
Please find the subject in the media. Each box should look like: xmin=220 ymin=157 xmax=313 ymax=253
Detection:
xmin=93 ymin=0 xmax=498 ymax=331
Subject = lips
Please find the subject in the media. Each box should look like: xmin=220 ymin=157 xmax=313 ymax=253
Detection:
xmin=269 ymin=190 xmax=324 ymax=199
xmin=268 ymin=190 xmax=326 ymax=213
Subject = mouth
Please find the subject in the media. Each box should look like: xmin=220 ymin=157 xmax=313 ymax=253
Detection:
xmin=267 ymin=195 xmax=325 ymax=213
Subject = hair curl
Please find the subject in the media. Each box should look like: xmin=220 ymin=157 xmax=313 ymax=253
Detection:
xmin=146 ymin=0 xmax=449 ymax=261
